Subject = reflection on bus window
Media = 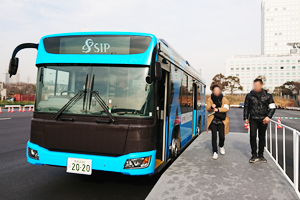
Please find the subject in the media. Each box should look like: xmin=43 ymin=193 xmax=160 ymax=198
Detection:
xmin=35 ymin=66 xmax=154 ymax=117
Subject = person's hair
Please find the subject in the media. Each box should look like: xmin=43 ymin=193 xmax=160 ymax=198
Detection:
xmin=254 ymin=78 xmax=263 ymax=84
xmin=211 ymin=85 xmax=221 ymax=91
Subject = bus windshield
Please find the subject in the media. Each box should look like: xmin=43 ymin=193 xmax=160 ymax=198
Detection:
xmin=35 ymin=66 xmax=154 ymax=118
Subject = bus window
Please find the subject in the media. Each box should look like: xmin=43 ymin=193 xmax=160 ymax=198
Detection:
xmin=36 ymin=66 xmax=89 ymax=113
xmin=90 ymin=67 xmax=153 ymax=117
xmin=187 ymin=76 xmax=193 ymax=109
xmin=35 ymin=66 xmax=154 ymax=117
xmin=170 ymin=72 xmax=174 ymax=105
xmin=180 ymin=74 xmax=188 ymax=111
xmin=197 ymin=84 xmax=201 ymax=109
xmin=56 ymin=71 xmax=70 ymax=96
xmin=42 ymin=68 xmax=56 ymax=100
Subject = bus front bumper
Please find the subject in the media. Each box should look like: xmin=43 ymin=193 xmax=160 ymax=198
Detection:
xmin=26 ymin=141 xmax=156 ymax=176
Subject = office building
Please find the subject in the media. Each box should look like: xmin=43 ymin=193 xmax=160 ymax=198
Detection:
xmin=262 ymin=0 xmax=300 ymax=55
xmin=225 ymin=54 xmax=300 ymax=94
xmin=225 ymin=0 xmax=300 ymax=94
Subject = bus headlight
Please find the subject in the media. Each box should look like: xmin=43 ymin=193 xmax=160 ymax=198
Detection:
xmin=28 ymin=148 xmax=39 ymax=160
xmin=124 ymin=156 xmax=151 ymax=169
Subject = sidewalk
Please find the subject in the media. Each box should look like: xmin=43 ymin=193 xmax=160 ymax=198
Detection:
xmin=147 ymin=132 xmax=299 ymax=200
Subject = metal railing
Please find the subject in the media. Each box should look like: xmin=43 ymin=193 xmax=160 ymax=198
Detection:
xmin=230 ymin=105 xmax=240 ymax=108
xmin=286 ymin=107 xmax=300 ymax=111
xmin=265 ymin=119 xmax=300 ymax=198
xmin=4 ymin=105 xmax=34 ymax=108
xmin=4 ymin=105 xmax=21 ymax=108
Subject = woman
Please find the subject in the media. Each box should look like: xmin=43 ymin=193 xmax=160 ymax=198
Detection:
xmin=206 ymin=85 xmax=230 ymax=160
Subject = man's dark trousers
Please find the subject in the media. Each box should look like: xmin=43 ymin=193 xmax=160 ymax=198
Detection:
xmin=249 ymin=118 xmax=268 ymax=156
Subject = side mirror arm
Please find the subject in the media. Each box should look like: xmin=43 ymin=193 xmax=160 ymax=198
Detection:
xmin=11 ymin=43 xmax=39 ymax=58
xmin=9 ymin=43 xmax=39 ymax=77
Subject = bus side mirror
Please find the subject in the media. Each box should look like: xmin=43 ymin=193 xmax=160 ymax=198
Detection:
xmin=8 ymin=57 xmax=19 ymax=77
xmin=154 ymin=61 xmax=162 ymax=81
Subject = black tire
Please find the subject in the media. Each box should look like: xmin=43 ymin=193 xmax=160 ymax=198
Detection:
xmin=197 ymin=117 xmax=202 ymax=135
xmin=170 ymin=126 xmax=180 ymax=160
xmin=170 ymin=138 xmax=179 ymax=160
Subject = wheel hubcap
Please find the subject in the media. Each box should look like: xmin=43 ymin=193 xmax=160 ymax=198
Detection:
xmin=171 ymin=138 xmax=178 ymax=158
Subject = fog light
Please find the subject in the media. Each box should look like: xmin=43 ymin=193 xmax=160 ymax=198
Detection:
xmin=124 ymin=156 xmax=151 ymax=169
xmin=28 ymin=148 xmax=39 ymax=160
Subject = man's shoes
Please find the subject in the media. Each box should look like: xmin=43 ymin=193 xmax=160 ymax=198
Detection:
xmin=259 ymin=155 xmax=267 ymax=163
xmin=212 ymin=152 xmax=218 ymax=160
xmin=249 ymin=154 xmax=259 ymax=163
xmin=220 ymin=147 xmax=225 ymax=155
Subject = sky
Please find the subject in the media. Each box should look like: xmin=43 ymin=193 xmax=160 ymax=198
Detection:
xmin=0 ymin=0 xmax=262 ymax=91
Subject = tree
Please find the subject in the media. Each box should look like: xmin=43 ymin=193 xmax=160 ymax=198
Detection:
xmin=273 ymin=86 xmax=284 ymax=96
xmin=282 ymin=81 xmax=300 ymax=96
xmin=5 ymin=83 xmax=36 ymax=99
xmin=210 ymin=73 xmax=228 ymax=91
xmin=274 ymin=81 xmax=300 ymax=96
xmin=256 ymin=75 xmax=267 ymax=83
xmin=224 ymin=76 xmax=243 ymax=95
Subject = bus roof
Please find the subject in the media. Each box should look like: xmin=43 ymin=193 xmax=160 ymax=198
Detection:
xmin=157 ymin=39 xmax=205 ymax=84
xmin=36 ymin=32 xmax=205 ymax=84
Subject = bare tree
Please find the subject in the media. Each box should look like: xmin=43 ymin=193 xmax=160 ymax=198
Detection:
xmin=210 ymin=73 xmax=228 ymax=91
xmin=256 ymin=75 xmax=267 ymax=83
xmin=283 ymin=81 xmax=300 ymax=96
xmin=225 ymin=76 xmax=243 ymax=95
xmin=5 ymin=83 xmax=36 ymax=100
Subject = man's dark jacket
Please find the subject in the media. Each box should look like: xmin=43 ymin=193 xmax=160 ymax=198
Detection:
xmin=244 ymin=89 xmax=276 ymax=120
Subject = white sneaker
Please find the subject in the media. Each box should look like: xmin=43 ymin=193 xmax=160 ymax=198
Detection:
xmin=220 ymin=147 xmax=225 ymax=155
xmin=212 ymin=152 xmax=218 ymax=160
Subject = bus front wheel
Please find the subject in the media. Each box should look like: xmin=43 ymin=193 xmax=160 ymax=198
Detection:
xmin=170 ymin=138 xmax=179 ymax=160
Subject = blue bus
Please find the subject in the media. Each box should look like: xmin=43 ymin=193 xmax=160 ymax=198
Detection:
xmin=8 ymin=32 xmax=206 ymax=176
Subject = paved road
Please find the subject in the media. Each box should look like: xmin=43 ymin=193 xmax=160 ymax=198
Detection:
xmin=0 ymin=108 xmax=299 ymax=199
xmin=227 ymin=108 xmax=300 ymax=186
xmin=0 ymin=111 xmax=161 ymax=200
xmin=227 ymin=108 xmax=300 ymax=132
xmin=147 ymin=133 xmax=299 ymax=200
xmin=273 ymin=109 xmax=300 ymax=131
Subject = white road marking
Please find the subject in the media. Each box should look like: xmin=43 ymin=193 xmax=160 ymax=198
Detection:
xmin=0 ymin=118 xmax=11 ymax=121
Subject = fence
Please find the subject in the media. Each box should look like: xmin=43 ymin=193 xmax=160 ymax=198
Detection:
xmin=230 ymin=105 xmax=240 ymax=108
xmin=265 ymin=119 xmax=300 ymax=198
xmin=286 ymin=107 xmax=300 ymax=111
xmin=4 ymin=105 xmax=34 ymax=108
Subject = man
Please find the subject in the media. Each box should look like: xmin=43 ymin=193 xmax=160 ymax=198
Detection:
xmin=244 ymin=79 xmax=276 ymax=163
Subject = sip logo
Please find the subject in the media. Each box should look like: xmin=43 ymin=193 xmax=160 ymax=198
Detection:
xmin=82 ymin=39 xmax=110 ymax=53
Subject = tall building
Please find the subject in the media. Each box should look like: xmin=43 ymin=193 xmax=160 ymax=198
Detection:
xmin=225 ymin=0 xmax=300 ymax=94
xmin=262 ymin=0 xmax=300 ymax=55
xmin=0 ymin=82 xmax=6 ymax=100
xmin=4 ymin=67 xmax=20 ymax=84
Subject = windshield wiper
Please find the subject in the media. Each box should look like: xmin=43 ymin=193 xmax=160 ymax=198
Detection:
xmin=89 ymin=74 xmax=118 ymax=124
xmin=82 ymin=74 xmax=88 ymax=110
xmin=53 ymin=75 xmax=89 ymax=120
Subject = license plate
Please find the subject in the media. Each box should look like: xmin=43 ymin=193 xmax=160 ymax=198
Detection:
xmin=66 ymin=158 xmax=92 ymax=175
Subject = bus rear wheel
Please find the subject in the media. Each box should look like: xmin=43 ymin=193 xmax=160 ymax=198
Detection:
xmin=198 ymin=117 xmax=202 ymax=135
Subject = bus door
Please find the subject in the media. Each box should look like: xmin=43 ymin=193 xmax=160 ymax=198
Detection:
xmin=156 ymin=69 xmax=168 ymax=162
xmin=193 ymin=82 xmax=197 ymax=136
